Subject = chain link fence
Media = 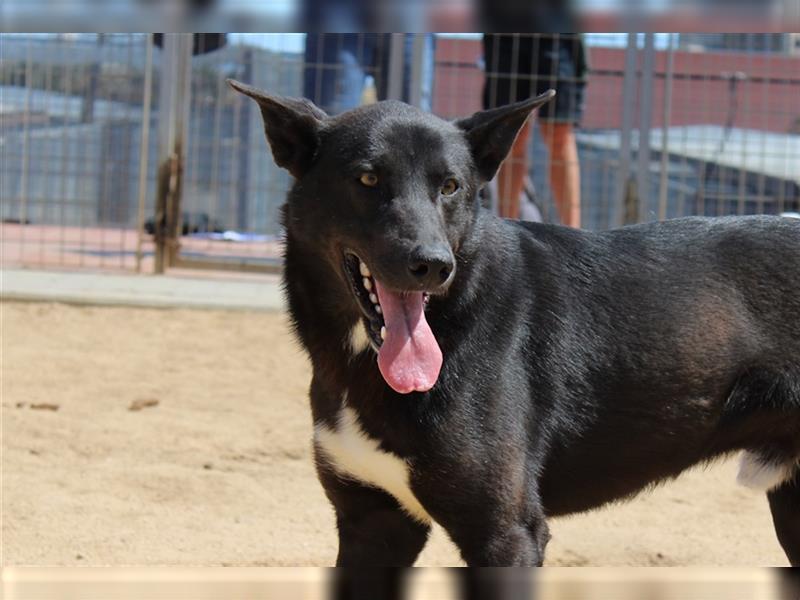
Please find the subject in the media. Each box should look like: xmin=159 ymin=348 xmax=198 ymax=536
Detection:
xmin=2 ymin=33 xmax=798 ymax=273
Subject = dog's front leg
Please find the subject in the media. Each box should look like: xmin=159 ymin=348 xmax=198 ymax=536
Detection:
xmin=418 ymin=448 xmax=550 ymax=566
xmin=335 ymin=502 xmax=430 ymax=568
xmin=317 ymin=467 xmax=431 ymax=567
xmin=430 ymin=493 xmax=549 ymax=567
xmin=453 ymin=519 xmax=549 ymax=567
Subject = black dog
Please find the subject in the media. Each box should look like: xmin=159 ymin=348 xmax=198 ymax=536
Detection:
xmin=229 ymin=79 xmax=800 ymax=567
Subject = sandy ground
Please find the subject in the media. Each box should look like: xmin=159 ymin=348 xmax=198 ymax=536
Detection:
xmin=2 ymin=301 xmax=789 ymax=566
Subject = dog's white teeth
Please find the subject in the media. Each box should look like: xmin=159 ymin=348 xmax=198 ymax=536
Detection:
xmin=362 ymin=277 xmax=372 ymax=291
xmin=375 ymin=305 xmax=382 ymax=315
xmin=359 ymin=262 xmax=371 ymax=278
xmin=380 ymin=326 xmax=386 ymax=340
xmin=369 ymin=293 xmax=378 ymax=304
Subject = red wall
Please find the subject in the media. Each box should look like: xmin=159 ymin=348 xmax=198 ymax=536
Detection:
xmin=433 ymin=39 xmax=800 ymax=134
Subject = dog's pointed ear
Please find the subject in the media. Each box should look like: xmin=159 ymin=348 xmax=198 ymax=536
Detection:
xmin=455 ymin=90 xmax=556 ymax=182
xmin=227 ymin=79 xmax=327 ymax=178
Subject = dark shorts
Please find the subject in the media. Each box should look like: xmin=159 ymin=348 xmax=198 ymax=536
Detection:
xmin=482 ymin=34 xmax=587 ymax=125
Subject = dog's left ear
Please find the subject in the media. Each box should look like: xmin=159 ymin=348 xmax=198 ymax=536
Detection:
xmin=455 ymin=90 xmax=556 ymax=182
xmin=227 ymin=79 xmax=327 ymax=179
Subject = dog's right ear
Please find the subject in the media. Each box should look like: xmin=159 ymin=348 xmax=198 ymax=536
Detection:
xmin=227 ymin=79 xmax=327 ymax=179
xmin=455 ymin=90 xmax=556 ymax=182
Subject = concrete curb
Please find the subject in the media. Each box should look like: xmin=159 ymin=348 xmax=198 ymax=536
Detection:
xmin=1 ymin=269 xmax=285 ymax=312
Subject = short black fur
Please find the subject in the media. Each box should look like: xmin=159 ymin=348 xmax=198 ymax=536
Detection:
xmin=229 ymin=79 xmax=800 ymax=567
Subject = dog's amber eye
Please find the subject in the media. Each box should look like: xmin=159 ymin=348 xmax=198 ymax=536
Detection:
xmin=360 ymin=173 xmax=378 ymax=187
xmin=441 ymin=178 xmax=459 ymax=196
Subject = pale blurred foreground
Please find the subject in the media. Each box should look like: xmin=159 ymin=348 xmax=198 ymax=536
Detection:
xmin=2 ymin=567 xmax=799 ymax=600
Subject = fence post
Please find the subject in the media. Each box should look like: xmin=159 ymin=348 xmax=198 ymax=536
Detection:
xmin=617 ymin=33 xmax=638 ymax=226
xmin=153 ymin=33 xmax=192 ymax=274
xmin=636 ymin=33 xmax=656 ymax=223
xmin=408 ymin=34 xmax=426 ymax=108
xmin=135 ymin=35 xmax=154 ymax=273
xmin=386 ymin=34 xmax=406 ymax=102
xmin=658 ymin=34 xmax=676 ymax=221
xmin=19 ymin=38 xmax=33 ymax=230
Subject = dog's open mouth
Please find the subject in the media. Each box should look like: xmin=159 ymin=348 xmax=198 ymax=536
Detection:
xmin=344 ymin=253 xmax=443 ymax=395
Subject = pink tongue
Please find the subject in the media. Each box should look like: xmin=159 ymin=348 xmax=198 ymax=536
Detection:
xmin=374 ymin=280 xmax=443 ymax=394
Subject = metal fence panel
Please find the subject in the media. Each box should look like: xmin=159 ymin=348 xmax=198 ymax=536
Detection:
xmin=2 ymin=33 xmax=798 ymax=274
xmin=1 ymin=33 xmax=155 ymax=271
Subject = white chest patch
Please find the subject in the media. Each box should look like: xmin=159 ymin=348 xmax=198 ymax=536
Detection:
xmin=347 ymin=322 xmax=370 ymax=355
xmin=737 ymin=450 xmax=797 ymax=492
xmin=314 ymin=404 xmax=431 ymax=524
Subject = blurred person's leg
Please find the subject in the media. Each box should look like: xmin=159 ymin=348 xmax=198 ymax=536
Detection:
xmin=535 ymin=34 xmax=587 ymax=228
xmin=540 ymin=121 xmax=581 ymax=227
xmin=496 ymin=122 xmax=531 ymax=219
xmin=482 ymin=34 xmax=534 ymax=219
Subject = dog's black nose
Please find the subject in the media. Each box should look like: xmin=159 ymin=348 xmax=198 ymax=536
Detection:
xmin=408 ymin=245 xmax=454 ymax=289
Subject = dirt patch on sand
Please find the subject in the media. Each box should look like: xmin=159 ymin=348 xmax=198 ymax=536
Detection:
xmin=2 ymin=302 xmax=788 ymax=565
